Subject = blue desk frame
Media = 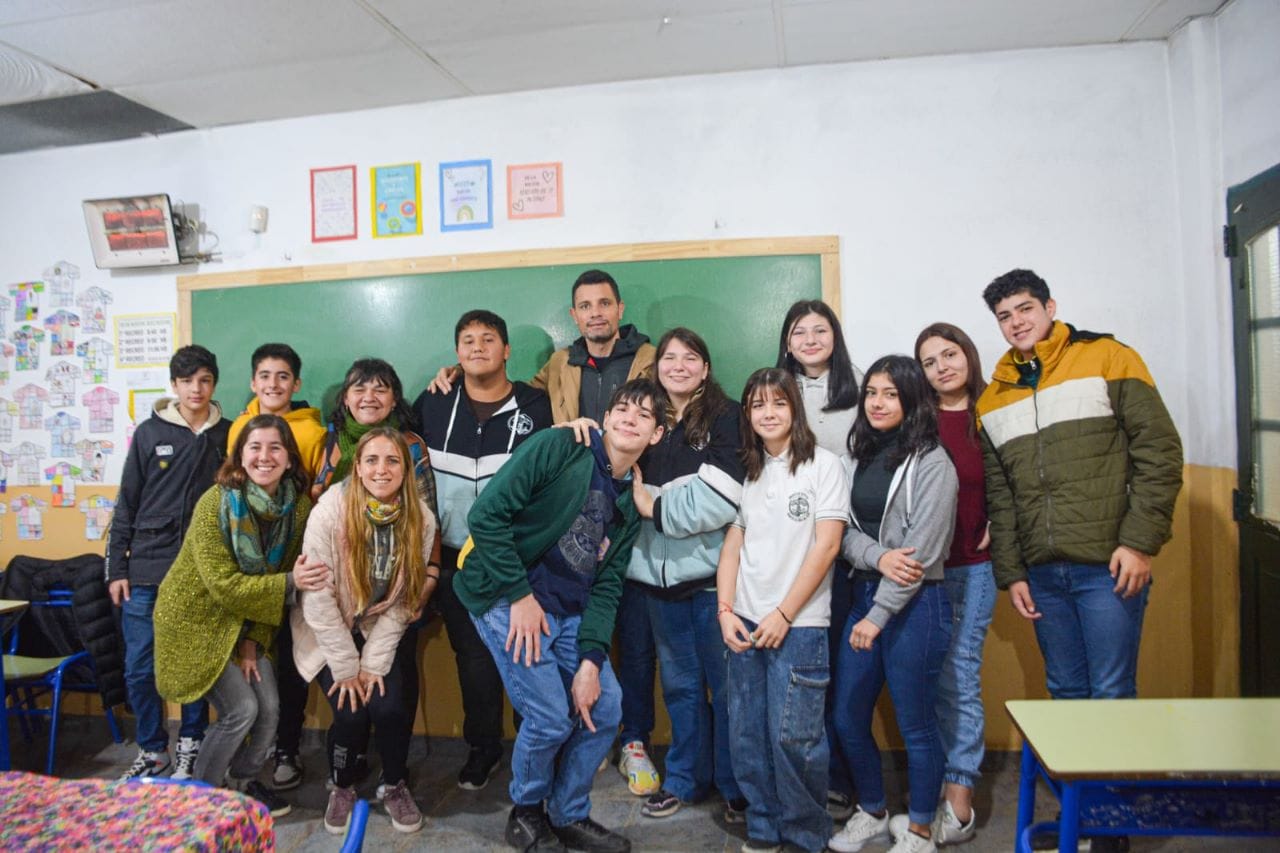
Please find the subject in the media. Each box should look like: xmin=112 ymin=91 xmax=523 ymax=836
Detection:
xmin=1015 ymin=740 xmax=1280 ymax=851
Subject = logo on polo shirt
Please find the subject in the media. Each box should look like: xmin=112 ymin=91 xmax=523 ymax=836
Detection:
xmin=787 ymin=493 xmax=810 ymax=521
xmin=508 ymin=412 xmax=534 ymax=435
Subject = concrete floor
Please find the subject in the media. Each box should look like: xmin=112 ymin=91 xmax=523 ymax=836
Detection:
xmin=7 ymin=716 xmax=1276 ymax=851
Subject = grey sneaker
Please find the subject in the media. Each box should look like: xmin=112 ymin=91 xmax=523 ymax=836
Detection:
xmin=270 ymin=751 xmax=302 ymax=791
xmin=828 ymin=790 xmax=855 ymax=821
xmin=381 ymin=779 xmax=423 ymax=833
xmin=171 ymin=736 xmax=201 ymax=780
xmin=118 ymin=749 xmax=170 ymax=780
xmin=324 ymin=785 xmax=358 ymax=835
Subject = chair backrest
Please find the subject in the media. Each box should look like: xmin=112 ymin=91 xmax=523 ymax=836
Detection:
xmin=5 ymin=588 xmax=74 ymax=656
xmin=340 ymin=799 xmax=370 ymax=853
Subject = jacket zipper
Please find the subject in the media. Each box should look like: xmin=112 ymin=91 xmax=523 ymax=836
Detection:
xmin=1032 ymin=388 xmax=1055 ymax=551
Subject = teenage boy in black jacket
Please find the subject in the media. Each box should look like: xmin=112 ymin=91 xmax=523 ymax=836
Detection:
xmin=414 ymin=309 xmax=553 ymax=789
xmin=107 ymin=345 xmax=230 ymax=779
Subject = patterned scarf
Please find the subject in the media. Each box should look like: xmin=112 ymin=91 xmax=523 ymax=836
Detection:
xmin=333 ymin=413 xmax=400 ymax=484
xmin=364 ymin=496 xmax=402 ymax=527
xmin=217 ymin=479 xmax=298 ymax=575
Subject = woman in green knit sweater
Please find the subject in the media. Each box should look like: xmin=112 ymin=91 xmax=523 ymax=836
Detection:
xmin=155 ymin=414 xmax=328 ymax=814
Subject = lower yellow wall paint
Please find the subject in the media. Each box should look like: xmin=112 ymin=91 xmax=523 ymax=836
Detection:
xmin=2 ymin=464 xmax=1240 ymax=749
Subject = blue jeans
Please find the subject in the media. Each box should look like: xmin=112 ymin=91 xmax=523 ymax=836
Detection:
xmin=936 ymin=561 xmax=996 ymax=789
xmin=826 ymin=559 xmax=855 ymax=797
xmin=471 ymin=603 xmax=622 ymax=826
xmin=1026 ymin=561 xmax=1148 ymax=699
xmin=728 ymin=623 xmax=831 ymax=852
xmin=121 ymin=585 xmax=207 ymax=753
xmin=647 ymin=589 xmax=741 ymax=803
xmin=834 ymin=577 xmax=951 ymax=827
xmin=616 ymin=583 xmax=655 ymax=747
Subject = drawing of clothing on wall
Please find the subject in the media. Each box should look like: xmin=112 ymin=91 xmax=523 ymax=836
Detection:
xmin=0 ymin=341 xmax=14 ymax=386
xmin=44 ymin=461 xmax=81 ymax=507
xmin=45 ymin=411 xmax=80 ymax=457
xmin=12 ymin=325 xmax=45 ymax=371
xmin=79 ymin=494 xmax=114 ymax=540
xmin=9 ymin=442 xmax=46 ymax=486
xmin=76 ymin=287 xmax=112 ymax=334
xmin=82 ymin=386 xmax=119 ymax=433
xmin=0 ymin=296 xmax=9 ymax=336
xmin=76 ymin=337 xmax=112 ymax=384
xmin=8 ymin=282 xmax=43 ymax=322
xmin=10 ymin=494 xmax=48 ymax=540
xmin=0 ymin=451 xmax=11 ymax=493
xmin=43 ymin=309 xmax=80 ymax=356
xmin=42 ymin=261 xmax=78 ymax=308
xmin=13 ymin=384 xmax=47 ymax=429
xmin=45 ymin=360 xmax=78 ymax=407
xmin=0 ymin=398 xmax=17 ymax=442
xmin=74 ymin=438 xmax=113 ymax=483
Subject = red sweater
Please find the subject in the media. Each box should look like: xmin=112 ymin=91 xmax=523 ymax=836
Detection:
xmin=938 ymin=409 xmax=989 ymax=568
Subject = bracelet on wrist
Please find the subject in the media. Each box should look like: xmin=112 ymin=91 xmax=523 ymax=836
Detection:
xmin=717 ymin=601 xmax=735 ymax=616
xmin=776 ymin=606 xmax=793 ymax=625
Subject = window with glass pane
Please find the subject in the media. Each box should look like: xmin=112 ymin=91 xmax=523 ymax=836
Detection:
xmin=1248 ymin=226 xmax=1280 ymax=523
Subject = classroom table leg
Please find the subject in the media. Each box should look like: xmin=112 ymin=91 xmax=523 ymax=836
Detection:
xmin=1016 ymin=740 xmax=1037 ymax=842
xmin=1058 ymin=781 xmax=1081 ymax=853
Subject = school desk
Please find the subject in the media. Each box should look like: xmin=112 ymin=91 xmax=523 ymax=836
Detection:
xmin=0 ymin=771 xmax=273 ymax=850
xmin=1007 ymin=698 xmax=1280 ymax=851
xmin=0 ymin=598 xmax=29 ymax=771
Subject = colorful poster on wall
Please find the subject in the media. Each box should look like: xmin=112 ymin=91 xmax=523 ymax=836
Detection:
xmin=129 ymin=388 xmax=166 ymax=423
xmin=507 ymin=162 xmax=563 ymax=219
xmin=439 ymin=159 xmax=493 ymax=232
xmin=114 ymin=313 xmax=175 ymax=368
xmin=371 ymin=162 xmax=421 ymax=238
xmin=311 ymin=165 xmax=358 ymax=242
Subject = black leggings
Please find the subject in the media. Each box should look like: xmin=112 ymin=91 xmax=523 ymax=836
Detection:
xmin=317 ymin=638 xmax=412 ymax=788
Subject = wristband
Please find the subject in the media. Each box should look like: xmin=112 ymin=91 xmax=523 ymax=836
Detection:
xmin=717 ymin=601 xmax=735 ymax=617
xmin=776 ymin=606 xmax=793 ymax=625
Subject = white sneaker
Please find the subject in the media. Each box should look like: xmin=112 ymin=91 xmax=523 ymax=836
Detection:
xmin=890 ymin=803 xmax=976 ymax=847
xmin=617 ymin=740 xmax=660 ymax=796
xmin=828 ymin=807 xmax=890 ymax=852
xmin=118 ymin=749 xmax=170 ymax=780
xmin=171 ymin=736 xmax=201 ymax=780
xmin=887 ymin=829 xmax=938 ymax=853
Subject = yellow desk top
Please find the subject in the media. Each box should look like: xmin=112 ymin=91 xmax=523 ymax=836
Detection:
xmin=1006 ymin=698 xmax=1280 ymax=780
xmin=0 ymin=600 xmax=27 ymax=616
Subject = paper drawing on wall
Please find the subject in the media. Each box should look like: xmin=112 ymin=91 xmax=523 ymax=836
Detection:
xmin=0 ymin=341 xmax=14 ymax=386
xmin=82 ymin=386 xmax=119 ymax=432
xmin=0 ymin=397 xmax=17 ymax=442
xmin=43 ymin=261 xmax=79 ymax=308
xmin=45 ymin=411 xmax=80 ymax=457
xmin=44 ymin=461 xmax=81 ymax=507
xmin=79 ymin=495 xmax=114 ymax=540
xmin=12 ymin=324 xmax=45 ymax=370
xmin=0 ymin=451 xmax=10 ymax=493
xmin=8 ymin=282 xmax=43 ymax=322
xmin=76 ymin=286 xmax=113 ymax=334
xmin=45 ymin=360 xmax=78 ymax=407
xmin=74 ymin=438 xmax=113 ymax=482
xmin=10 ymin=493 xmax=47 ymax=539
xmin=76 ymin=337 xmax=113 ymax=383
xmin=9 ymin=441 xmax=46 ymax=485
xmin=44 ymin=309 xmax=80 ymax=356
xmin=13 ymin=383 xmax=47 ymax=428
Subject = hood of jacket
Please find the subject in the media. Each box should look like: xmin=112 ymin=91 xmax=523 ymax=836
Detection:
xmin=154 ymin=397 xmax=224 ymax=432
xmin=566 ymin=324 xmax=650 ymax=367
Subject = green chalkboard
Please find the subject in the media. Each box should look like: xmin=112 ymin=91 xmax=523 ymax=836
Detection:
xmin=186 ymin=241 xmax=834 ymax=420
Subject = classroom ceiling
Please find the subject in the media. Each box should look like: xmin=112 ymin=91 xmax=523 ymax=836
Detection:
xmin=0 ymin=0 xmax=1228 ymax=155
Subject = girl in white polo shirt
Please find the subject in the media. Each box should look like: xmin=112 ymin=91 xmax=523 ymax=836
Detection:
xmin=717 ymin=367 xmax=849 ymax=853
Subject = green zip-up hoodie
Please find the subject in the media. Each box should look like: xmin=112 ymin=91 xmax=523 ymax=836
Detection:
xmin=455 ymin=428 xmax=640 ymax=661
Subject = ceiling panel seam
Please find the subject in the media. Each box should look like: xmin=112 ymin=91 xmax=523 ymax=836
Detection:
xmin=352 ymin=0 xmax=472 ymax=95
xmin=771 ymin=0 xmax=788 ymax=66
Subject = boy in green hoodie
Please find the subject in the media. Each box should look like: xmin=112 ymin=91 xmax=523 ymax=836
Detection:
xmin=457 ymin=378 xmax=666 ymax=853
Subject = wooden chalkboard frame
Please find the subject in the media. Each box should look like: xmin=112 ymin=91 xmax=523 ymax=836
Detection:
xmin=174 ymin=236 xmax=841 ymax=345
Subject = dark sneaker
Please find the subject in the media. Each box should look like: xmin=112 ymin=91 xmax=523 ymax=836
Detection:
xmin=171 ymin=736 xmax=201 ymax=780
xmin=741 ymin=840 xmax=781 ymax=853
xmin=118 ymin=749 xmax=170 ymax=780
xmin=324 ymin=785 xmax=358 ymax=835
xmin=506 ymin=804 xmax=566 ymax=852
xmin=641 ymin=789 xmax=682 ymax=818
xmin=242 ymin=779 xmax=292 ymax=818
xmin=270 ymin=751 xmax=302 ymax=791
xmin=381 ymin=779 xmax=423 ymax=832
xmin=724 ymin=797 xmax=748 ymax=824
xmin=551 ymin=817 xmax=631 ymax=853
xmin=827 ymin=790 xmax=855 ymax=822
xmin=458 ymin=746 xmax=502 ymax=790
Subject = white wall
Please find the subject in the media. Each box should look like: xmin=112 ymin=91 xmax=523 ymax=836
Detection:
xmin=0 ymin=37 xmax=1215 ymax=482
